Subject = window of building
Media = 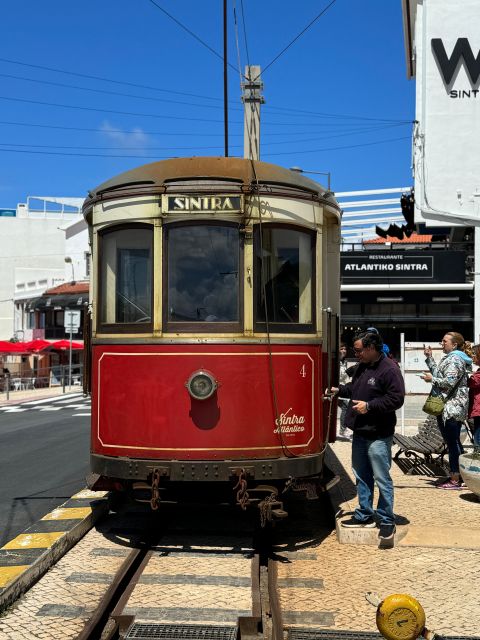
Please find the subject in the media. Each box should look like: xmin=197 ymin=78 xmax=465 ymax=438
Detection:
xmin=99 ymin=225 xmax=153 ymax=331
xmin=254 ymin=225 xmax=315 ymax=332
xmin=54 ymin=310 xmax=65 ymax=327
xmin=84 ymin=252 xmax=91 ymax=278
xmin=364 ymin=303 xmax=416 ymax=317
xmin=165 ymin=222 xmax=240 ymax=330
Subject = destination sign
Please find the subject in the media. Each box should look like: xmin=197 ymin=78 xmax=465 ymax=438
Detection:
xmin=164 ymin=195 xmax=242 ymax=214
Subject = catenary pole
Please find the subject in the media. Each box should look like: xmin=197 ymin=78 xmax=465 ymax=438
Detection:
xmin=223 ymin=0 xmax=228 ymax=157
xmin=242 ymin=65 xmax=264 ymax=160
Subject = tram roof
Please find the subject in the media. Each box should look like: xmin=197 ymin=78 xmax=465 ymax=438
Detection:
xmin=83 ymin=157 xmax=339 ymax=216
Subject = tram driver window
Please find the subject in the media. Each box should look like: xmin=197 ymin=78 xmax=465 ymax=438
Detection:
xmin=100 ymin=227 xmax=152 ymax=327
xmin=166 ymin=223 xmax=239 ymax=327
xmin=254 ymin=226 xmax=314 ymax=331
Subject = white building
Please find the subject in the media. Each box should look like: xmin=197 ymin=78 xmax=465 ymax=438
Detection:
xmin=402 ymin=0 xmax=480 ymax=226
xmin=402 ymin=0 xmax=480 ymax=339
xmin=0 ymin=196 xmax=88 ymax=340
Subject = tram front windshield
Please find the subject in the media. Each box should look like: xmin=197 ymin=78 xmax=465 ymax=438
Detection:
xmin=167 ymin=224 xmax=239 ymax=324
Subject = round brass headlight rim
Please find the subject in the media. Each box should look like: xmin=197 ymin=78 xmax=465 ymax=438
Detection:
xmin=185 ymin=369 xmax=218 ymax=401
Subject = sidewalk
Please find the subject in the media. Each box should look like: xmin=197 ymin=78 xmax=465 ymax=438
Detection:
xmin=0 ymin=385 xmax=84 ymax=407
xmin=316 ymin=440 xmax=480 ymax=635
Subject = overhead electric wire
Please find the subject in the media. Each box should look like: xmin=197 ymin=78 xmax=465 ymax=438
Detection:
xmin=259 ymin=0 xmax=339 ymax=77
xmin=264 ymin=104 xmax=411 ymax=124
xmin=0 ymin=59 xmax=409 ymax=126
xmin=0 ymin=56 xmax=226 ymax=103
xmin=263 ymin=135 xmax=411 ymax=157
xmin=239 ymin=0 xmax=251 ymax=67
xmin=146 ymin=0 xmax=239 ymax=74
xmin=0 ymin=141 xmax=232 ymax=151
xmin=260 ymin=122 xmax=410 ymax=146
xmin=0 ymin=119 xmax=393 ymax=138
xmin=0 ymin=95 xmax=236 ymax=124
xmin=0 ymin=94 xmax=405 ymax=130
xmin=0 ymin=123 xmax=409 ymax=154
xmin=0 ymin=72 xmax=244 ymax=112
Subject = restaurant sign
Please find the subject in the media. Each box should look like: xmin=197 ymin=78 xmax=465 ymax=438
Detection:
xmin=341 ymin=251 xmax=466 ymax=284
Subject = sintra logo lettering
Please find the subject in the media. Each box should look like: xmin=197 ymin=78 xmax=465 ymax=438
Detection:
xmin=273 ymin=408 xmax=306 ymax=434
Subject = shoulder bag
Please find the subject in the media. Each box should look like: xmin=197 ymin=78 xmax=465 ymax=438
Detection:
xmin=422 ymin=374 xmax=464 ymax=417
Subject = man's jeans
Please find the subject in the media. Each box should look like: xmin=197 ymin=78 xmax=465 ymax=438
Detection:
xmin=351 ymin=434 xmax=394 ymax=526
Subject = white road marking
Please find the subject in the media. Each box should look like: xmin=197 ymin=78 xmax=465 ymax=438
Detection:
xmin=39 ymin=407 xmax=63 ymax=411
xmin=72 ymin=413 xmax=91 ymax=416
xmin=3 ymin=408 xmax=28 ymax=412
xmin=23 ymin=394 xmax=82 ymax=406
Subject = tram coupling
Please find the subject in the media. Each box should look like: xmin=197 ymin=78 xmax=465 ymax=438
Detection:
xmin=232 ymin=469 xmax=288 ymax=526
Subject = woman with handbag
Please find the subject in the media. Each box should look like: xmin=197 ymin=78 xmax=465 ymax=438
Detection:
xmin=422 ymin=332 xmax=472 ymax=489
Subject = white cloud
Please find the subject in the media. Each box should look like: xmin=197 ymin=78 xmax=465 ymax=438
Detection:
xmin=99 ymin=121 xmax=150 ymax=150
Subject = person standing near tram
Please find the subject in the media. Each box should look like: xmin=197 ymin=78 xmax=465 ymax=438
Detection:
xmin=329 ymin=329 xmax=405 ymax=543
xmin=422 ymin=332 xmax=471 ymax=489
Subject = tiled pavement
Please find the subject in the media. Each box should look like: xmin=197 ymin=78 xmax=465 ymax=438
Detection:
xmin=275 ymin=441 xmax=480 ymax=637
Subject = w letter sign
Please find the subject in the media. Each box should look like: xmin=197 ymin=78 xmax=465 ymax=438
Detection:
xmin=432 ymin=38 xmax=480 ymax=85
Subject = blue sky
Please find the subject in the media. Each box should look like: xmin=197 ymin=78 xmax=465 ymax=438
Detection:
xmin=0 ymin=1 xmax=414 ymax=208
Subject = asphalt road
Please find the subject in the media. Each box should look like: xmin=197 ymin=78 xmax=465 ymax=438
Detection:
xmin=0 ymin=394 xmax=91 ymax=546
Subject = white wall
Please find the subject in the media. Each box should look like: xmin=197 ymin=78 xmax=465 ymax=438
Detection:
xmin=413 ymin=0 xmax=480 ymax=226
xmin=64 ymin=218 xmax=90 ymax=282
xmin=0 ymin=215 xmax=84 ymax=339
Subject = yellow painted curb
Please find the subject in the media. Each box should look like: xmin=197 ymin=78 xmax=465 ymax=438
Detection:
xmin=41 ymin=507 xmax=92 ymax=520
xmin=2 ymin=532 xmax=65 ymax=550
xmin=0 ymin=566 xmax=30 ymax=588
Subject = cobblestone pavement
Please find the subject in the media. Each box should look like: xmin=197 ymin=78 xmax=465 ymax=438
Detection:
xmin=0 ymin=523 xmax=132 ymax=639
xmin=274 ymin=441 xmax=480 ymax=637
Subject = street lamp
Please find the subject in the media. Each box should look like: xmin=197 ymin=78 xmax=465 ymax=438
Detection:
xmin=64 ymin=256 xmax=75 ymax=283
xmin=290 ymin=166 xmax=331 ymax=192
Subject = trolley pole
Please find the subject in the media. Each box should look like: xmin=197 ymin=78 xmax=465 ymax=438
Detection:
xmin=241 ymin=65 xmax=265 ymax=160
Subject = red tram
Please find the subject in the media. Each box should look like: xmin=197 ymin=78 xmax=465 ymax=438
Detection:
xmin=83 ymin=157 xmax=341 ymax=520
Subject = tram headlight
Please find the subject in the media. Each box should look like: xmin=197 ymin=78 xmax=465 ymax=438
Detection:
xmin=185 ymin=370 xmax=218 ymax=400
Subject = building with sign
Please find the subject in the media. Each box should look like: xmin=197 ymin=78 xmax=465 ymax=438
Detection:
xmin=402 ymin=0 xmax=480 ymax=226
xmin=340 ymin=233 xmax=473 ymax=354
xmin=402 ymin=0 xmax=480 ymax=340
xmin=337 ymin=187 xmax=474 ymax=355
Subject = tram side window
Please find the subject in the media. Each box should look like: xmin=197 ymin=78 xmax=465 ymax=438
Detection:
xmin=166 ymin=223 xmax=239 ymax=327
xmin=254 ymin=226 xmax=314 ymax=330
xmin=100 ymin=227 xmax=152 ymax=327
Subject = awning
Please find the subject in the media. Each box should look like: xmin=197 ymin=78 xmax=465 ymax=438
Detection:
xmin=24 ymin=294 xmax=87 ymax=311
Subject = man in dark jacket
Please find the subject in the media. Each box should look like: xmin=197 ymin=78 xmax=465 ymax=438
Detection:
xmin=330 ymin=330 xmax=405 ymax=543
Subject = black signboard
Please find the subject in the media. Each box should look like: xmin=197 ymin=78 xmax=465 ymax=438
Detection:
xmin=341 ymin=251 xmax=466 ymax=284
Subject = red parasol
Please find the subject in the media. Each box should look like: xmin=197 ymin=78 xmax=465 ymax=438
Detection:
xmin=46 ymin=340 xmax=84 ymax=351
xmin=0 ymin=340 xmax=28 ymax=353
xmin=24 ymin=339 xmax=52 ymax=352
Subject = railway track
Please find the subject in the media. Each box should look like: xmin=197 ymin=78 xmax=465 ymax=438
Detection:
xmin=76 ymin=490 xmax=334 ymax=640
xmin=0 ymin=488 xmax=336 ymax=640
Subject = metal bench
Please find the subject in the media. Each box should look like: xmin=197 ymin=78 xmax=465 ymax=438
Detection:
xmin=393 ymin=416 xmax=448 ymax=476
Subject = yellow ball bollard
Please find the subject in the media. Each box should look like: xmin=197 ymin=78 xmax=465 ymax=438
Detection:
xmin=375 ymin=594 xmax=426 ymax=640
